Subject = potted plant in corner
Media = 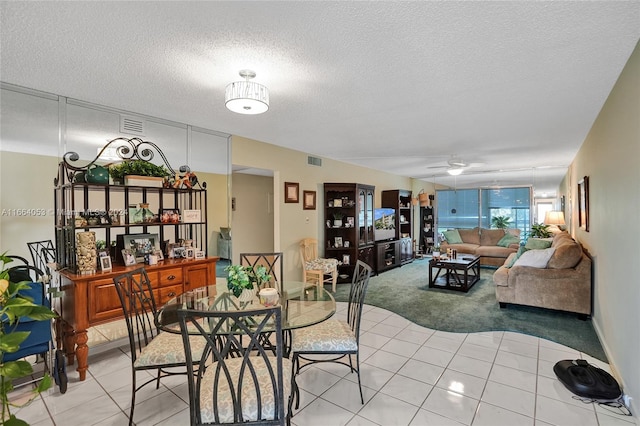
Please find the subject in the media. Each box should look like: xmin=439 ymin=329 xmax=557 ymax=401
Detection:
xmin=491 ymin=215 xmax=512 ymax=229
xmin=1 ymin=252 xmax=57 ymax=425
xmin=225 ymin=264 xmax=271 ymax=301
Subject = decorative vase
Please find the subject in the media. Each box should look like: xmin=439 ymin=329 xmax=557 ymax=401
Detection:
xmin=237 ymin=288 xmax=256 ymax=303
xmin=76 ymin=231 xmax=97 ymax=274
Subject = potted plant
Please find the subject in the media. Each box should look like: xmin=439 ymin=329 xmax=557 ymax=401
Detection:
xmin=108 ymin=159 xmax=169 ymax=184
xmin=530 ymin=222 xmax=552 ymax=238
xmin=333 ymin=212 xmax=344 ymax=228
xmin=225 ymin=264 xmax=271 ymax=299
xmin=491 ymin=215 xmax=512 ymax=229
xmin=1 ymin=252 xmax=57 ymax=424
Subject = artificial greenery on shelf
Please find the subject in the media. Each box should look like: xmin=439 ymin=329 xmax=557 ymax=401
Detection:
xmin=108 ymin=159 xmax=169 ymax=182
xmin=0 ymin=253 xmax=57 ymax=425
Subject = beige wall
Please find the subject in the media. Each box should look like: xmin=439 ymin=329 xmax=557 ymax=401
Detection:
xmin=230 ymin=173 xmax=274 ymax=264
xmin=0 ymin=151 xmax=59 ymax=260
xmin=231 ymin=135 xmax=414 ymax=280
xmin=568 ymin=40 xmax=639 ymax=414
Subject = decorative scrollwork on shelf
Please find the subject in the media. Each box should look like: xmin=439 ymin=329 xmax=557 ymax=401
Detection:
xmin=54 ymin=137 xmax=203 ymax=189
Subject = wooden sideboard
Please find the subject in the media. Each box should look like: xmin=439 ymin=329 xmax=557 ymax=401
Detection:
xmin=57 ymin=256 xmax=219 ymax=380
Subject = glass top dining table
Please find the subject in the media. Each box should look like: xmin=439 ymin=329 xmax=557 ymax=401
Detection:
xmin=157 ymin=281 xmax=336 ymax=334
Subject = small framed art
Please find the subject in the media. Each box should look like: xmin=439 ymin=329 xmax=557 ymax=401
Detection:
xmin=153 ymin=249 xmax=164 ymax=261
xmin=160 ymin=209 xmax=180 ymax=223
xmin=578 ymin=176 xmax=589 ymax=232
xmin=122 ymin=249 xmax=137 ymax=266
xmin=303 ymin=190 xmax=316 ymax=210
xmin=182 ymin=209 xmax=201 ymax=223
xmin=195 ymin=250 xmax=205 ymax=260
xmin=285 ymin=182 xmax=299 ymax=203
xmin=185 ymin=248 xmax=195 ymax=259
xmin=334 ymin=237 xmax=343 ymax=248
xmin=173 ymin=246 xmax=187 ymax=259
xmin=100 ymin=255 xmax=112 ymax=272
xmin=342 ymin=254 xmax=350 ymax=265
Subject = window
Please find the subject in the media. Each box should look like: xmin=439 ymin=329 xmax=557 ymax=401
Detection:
xmin=437 ymin=187 xmax=532 ymax=235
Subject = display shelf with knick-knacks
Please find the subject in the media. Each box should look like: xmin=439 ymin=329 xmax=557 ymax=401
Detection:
xmin=54 ymin=137 xmax=209 ymax=271
xmin=381 ymin=189 xmax=413 ymax=266
xmin=324 ymin=183 xmax=375 ymax=282
xmin=420 ymin=205 xmax=436 ymax=254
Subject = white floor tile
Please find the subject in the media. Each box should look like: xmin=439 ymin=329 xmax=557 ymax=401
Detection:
xmin=447 ymin=354 xmax=493 ymax=380
xmin=495 ymin=350 xmax=539 ymax=374
xmin=359 ymin=331 xmax=392 ymax=349
xmin=412 ymin=345 xmax=456 ymax=367
xmin=481 ymin=380 xmax=535 ymax=417
xmin=296 ymin=365 xmax=343 ymax=397
xmin=489 ymin=363 xmax=537 ymax=393
xmin=424 ymin=334 xmax=464 ymax=353
xmin=436 ymin=368 xmax=488 ymax=400
xmin=410 ymin=408 xmax=467 ymax=425
xmin=380 ymin=338 xmax=420 ymax=358
xmin=499 ymin=339 xmax=539 ymax=359
xmin=422 ymin=386 xmax=480 ymax=425
xmin=358 ymin=392 xmax=421 ymax=426
xmin=457 ymin=341 xmax=498 ymax=363
xmin=363 ymin=349 xmax=408 ymax=373
xmin=379 ymin=374 xmax=434 ymax=407
xmin=320 ymin=377 xmax=375 ymax=412
xmin=397 ymin=358 xmax=445 ymax=385
xmin=535 ymin=395 xmax=598 ymax=426
xmin=473 ymin=401 xmax=534 ymax=426
xmin=293 ymin=397 xmax=355 ymax=426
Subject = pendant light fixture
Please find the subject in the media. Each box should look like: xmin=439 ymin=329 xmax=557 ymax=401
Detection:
xmin=225 ymin=70 xmax=269 ymax=115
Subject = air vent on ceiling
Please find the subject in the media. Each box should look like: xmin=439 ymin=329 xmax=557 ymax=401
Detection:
xmin=307 ymin=156 xmax=322 ymax=167
xmin=119 ymin=115 xmax=145 ymax=136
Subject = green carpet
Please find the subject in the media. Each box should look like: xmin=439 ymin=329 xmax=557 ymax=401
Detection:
xmin=333 ymin=258 xmax=607 ymax=362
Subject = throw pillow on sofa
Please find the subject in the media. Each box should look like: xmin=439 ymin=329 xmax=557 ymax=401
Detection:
xmin=506 ymin=245 xmax=527 ymax=268
xmin=497 ymin=233 xmax=520 ymax=247
xmin=512 ymin=247 xmax=556 ymax=268
xmin=525 ymin=238 xmax=553 ymax=250
xmin=443 ymin=229 xmax=463 ymax=244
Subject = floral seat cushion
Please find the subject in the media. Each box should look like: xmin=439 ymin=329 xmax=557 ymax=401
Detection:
xmin=134 ymin=331 xmax=205 ymax=367
xmin=199 ymin=356 xmax=292 ymax=423
xmin=291 ymin=318 xmax=356 ymax=352
xmin=305 ymin=258 xmax=339 ymax=274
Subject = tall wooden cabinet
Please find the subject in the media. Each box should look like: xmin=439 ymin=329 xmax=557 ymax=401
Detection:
xmin=324 ymin=183 xmax=375 ymax=282
xmin=381 ymin=189 xmax=413 ymax=265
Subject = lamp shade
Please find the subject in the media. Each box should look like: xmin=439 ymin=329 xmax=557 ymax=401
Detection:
xmin=544 ymin=211 xmax=565 ymax=226
xmin=225 ymin=70 xmax=269 ymax=115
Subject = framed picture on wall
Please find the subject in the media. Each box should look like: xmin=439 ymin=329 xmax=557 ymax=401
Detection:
xmin=303 ymin=190 xmax=316 ymax=210
xmin=578 ymin=176 xmax=589 ymax=232
xmin=285 ymin=182 xmax=299 ymax=203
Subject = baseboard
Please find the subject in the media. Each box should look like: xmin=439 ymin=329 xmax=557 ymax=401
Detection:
xmin=592 ymin=318 xmax=638 ymax=422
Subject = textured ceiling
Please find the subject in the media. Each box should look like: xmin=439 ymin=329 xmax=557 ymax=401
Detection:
xmin=1 ymin=1 xmax=639 ymax=196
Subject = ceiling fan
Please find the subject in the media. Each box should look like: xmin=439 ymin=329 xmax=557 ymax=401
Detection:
xmin=424 ymin=155 xmax=485 ymax=175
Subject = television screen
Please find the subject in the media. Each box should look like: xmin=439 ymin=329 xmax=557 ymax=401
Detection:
xmin=374 ymin=208 xmax=396 ymax=241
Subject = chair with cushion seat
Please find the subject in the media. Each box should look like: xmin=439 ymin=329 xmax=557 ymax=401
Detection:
xmin=113 ymin=267 xmax=206 ymax=426
xmin=290 ymin=260 xmax=372 ymax=406
xmin=299 ymin=238 xmax=338 ymax=292
xmin=27 ymin=240 xmax=56 ymax=280
xmin=239 ymin=252 xmax=284 ymax=294
xmin=177 ymin=305 xmax=292 ymax=425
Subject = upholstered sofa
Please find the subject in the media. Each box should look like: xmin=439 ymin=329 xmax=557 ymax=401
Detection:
xmin=439 ymin=227 xmax=521 ymax=267
xmin=493 ymin=233 xmax=592 ymax=318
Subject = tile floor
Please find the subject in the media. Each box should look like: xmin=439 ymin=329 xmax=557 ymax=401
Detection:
xmin=9 ymin=302 xmax=636 ymax=426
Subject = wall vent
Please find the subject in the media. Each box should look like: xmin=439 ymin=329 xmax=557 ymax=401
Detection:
xmin=120 ymin=115 xmax=145 ymax=136
xmin=307 ymin=156 xmax=322 ymax=167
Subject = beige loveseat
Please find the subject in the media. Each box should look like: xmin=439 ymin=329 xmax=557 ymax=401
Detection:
xmin=439 ymin=227 xmax=521 ymax=267
xmin=493 ymin=233 xmax=592 ymax=318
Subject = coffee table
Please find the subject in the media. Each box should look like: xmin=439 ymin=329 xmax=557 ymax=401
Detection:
xmin=428 ymin=254 xmax=480 ymax=292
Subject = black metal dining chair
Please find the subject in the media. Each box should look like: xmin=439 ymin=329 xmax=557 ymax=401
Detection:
xmin=177 ymin=305 xmax=292 ymax=425
xmin=290 ymin=260 xmax=372 ymax=406
xmin=112 ymin=267 xmax=206 ymax=425
xmin=239 ymin=252 xmax=284 ymax=294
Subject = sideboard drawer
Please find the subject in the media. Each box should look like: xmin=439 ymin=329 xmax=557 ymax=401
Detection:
xmin=156 ymin=284 xmax=183 ymax=306
xmin=159 ymin=268 xmax=183 ymax=287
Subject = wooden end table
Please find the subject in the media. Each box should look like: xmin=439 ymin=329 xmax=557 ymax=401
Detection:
xmin=428 ymin=254 xmax=480 ymax=292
